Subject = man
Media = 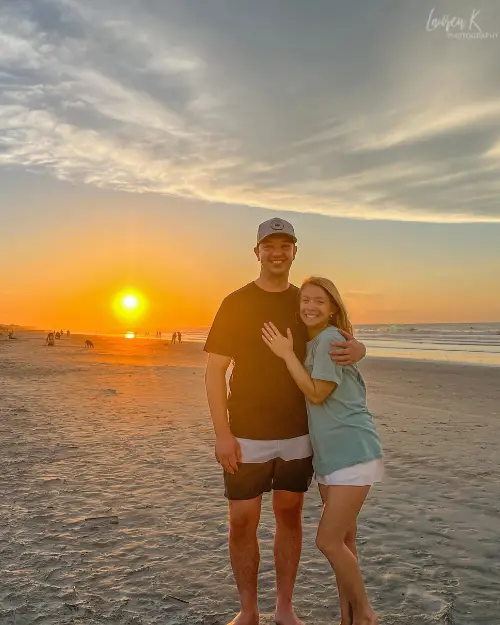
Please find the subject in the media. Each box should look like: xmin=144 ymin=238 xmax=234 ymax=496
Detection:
xmin=204 ymin=218 xmax=366 ymax=625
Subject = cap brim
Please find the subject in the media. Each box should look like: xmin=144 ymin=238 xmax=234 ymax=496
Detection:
xmin=258 ymin=233 xmax=297 ymax=244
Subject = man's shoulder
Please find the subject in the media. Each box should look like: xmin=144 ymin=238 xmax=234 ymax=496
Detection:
xmin=222 ymin=282 xmax=256 ymax=305
xmin=229 ymin=282 xmax=256 ymax=297
xmin=220 ymin=282 xmax=299 ymax=309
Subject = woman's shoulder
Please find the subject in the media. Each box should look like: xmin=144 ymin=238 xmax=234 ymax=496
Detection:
xmin=316 ymin=326 xmax=345 ymax=344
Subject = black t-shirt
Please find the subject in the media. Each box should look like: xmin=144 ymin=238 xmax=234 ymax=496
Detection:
xmin=204 ymin=282 xmax=309 ymax=440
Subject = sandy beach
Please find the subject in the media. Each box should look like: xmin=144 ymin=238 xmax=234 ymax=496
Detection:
xmin=1 ymin=333 xmax=499 ymax=625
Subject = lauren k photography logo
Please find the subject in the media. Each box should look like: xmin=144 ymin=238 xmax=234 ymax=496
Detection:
xmin=426 ymin=7 xmax=498 ymax=39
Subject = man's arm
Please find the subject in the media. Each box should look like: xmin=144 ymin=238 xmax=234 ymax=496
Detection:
xmin=329 ymin=330 xmax=366 ymax=365
xmin=205 ymin=353 xmax=241 ymax=474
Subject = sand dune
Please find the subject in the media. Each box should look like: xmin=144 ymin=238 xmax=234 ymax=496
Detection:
xmin=1 ymin=334 xmax=499 ymax=624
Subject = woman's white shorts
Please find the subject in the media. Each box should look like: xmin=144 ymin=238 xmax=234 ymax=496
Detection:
xmin=315 ymin=458 xmax=384 ymax=486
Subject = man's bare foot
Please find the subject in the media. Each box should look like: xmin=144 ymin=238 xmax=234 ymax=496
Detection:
xmin=274 ymin=607 xmax=304 ymax=625
xmin=227 ymin=611 xmax=259 ymax=625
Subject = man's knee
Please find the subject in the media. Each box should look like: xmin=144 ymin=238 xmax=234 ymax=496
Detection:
xmin=273 ymin=491 xmax=303 ymax=528
xmin=229 ymin=499 xmax=261 ymax=539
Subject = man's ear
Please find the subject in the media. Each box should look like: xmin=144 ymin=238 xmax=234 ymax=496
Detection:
xmin=254 ymin=246 xmax=261 ymax=261
xmin=293 ymin=244 xmax=298 ymax=259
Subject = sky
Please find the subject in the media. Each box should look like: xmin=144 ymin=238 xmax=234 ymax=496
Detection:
xmin=1 ymin=0 xmax=499 ymax=331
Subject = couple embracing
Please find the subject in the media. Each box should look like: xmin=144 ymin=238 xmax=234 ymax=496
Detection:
xmin=204 ymin=218 xmax=383 ymax=625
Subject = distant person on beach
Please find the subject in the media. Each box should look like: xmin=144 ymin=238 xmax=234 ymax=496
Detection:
xmin=262 ymin=276 xmax=383 ymax=625
xmin=204 ymin=218 xmax=366 ymax=625
xmin=46 ymin=332 xmax=55 ymax=346
xmin=171 ymin=333 xmax=177 ymax=345
xmin=177 ymin=331 xmax=182 ymax=343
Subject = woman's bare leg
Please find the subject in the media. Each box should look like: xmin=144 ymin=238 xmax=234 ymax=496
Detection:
xmin=316 ymin=486 xmax=377 ymax=625
xmin=318 ymin=484 xmax=358 ymax=625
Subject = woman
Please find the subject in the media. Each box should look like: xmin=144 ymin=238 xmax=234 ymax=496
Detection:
xmin=262 ymin=276 xmax=383 ymax=625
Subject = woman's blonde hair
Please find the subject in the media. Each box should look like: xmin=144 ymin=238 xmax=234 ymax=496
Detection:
xmin=300 ymin=277 xmax=353 ymax=335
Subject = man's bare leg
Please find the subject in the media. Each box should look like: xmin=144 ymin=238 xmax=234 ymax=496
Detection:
xmin=273 ymin=490 xmax=305 ymax=625
xmin=228 ymin=497 xmax=262 ymax=625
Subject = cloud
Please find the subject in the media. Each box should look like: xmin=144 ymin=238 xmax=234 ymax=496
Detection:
xmin=1 ymin=0 xmax=500 ymax=222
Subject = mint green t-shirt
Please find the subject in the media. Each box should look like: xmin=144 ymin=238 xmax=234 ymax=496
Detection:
xmin=305 ymin=326 xmax=383 ymax=476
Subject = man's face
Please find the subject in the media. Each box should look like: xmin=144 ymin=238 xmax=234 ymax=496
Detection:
xmin=254 ymin=235 xmax=297 ymax=277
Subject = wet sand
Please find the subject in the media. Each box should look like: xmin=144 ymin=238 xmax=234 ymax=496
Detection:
xmin=1 ymin=333 xmax=499 ymax=624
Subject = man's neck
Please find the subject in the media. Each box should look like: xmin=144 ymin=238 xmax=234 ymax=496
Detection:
xmin=254 ymin=274 xmax=290 ymax=293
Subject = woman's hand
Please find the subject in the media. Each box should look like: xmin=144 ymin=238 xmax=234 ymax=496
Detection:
xmin=262 ymin=322 xmax=294 ymax=359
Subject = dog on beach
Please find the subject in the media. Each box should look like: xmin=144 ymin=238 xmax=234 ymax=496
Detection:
xmin=85 ymin=340 xmax=94 ymax=348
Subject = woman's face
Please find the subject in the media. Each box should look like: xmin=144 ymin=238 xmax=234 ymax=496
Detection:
xmin=299 ymin=283 xmax=337 ymax=329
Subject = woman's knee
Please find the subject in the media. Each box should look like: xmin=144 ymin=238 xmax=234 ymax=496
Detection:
xmin=344 ymin=524 xmax=357 ymax=552
xmin=316 ymin=529 xmax=345 ymax=558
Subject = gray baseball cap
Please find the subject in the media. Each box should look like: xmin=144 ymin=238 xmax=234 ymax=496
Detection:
xmin=257 ymin=218 xmax=297 ymax=245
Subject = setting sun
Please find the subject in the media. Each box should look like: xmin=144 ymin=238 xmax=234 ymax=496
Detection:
xmin=122 ymin=295 xmax=139 ymax=309
xmin=112 ymin=289 xmax=148 ymax=325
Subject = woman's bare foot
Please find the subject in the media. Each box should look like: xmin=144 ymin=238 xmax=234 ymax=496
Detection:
xmin=227 ymin=611 xmax=260 ymax=625
xmin=339 ymin=602 xmax=354 ymax=625
xmin=353 ymin=611 xmax=378 ymax=625
xmin=274 ymin=607 xmax=304 ymax=625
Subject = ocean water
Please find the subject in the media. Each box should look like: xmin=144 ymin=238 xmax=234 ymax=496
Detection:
xmin=64 ymin=322 xmax=500 ymax=367
xmin=157 ymin=322 xmax=500 ymax=367
xmin=355 ymin=322 xmax=500 ymax=367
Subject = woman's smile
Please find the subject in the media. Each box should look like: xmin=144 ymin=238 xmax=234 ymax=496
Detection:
xmin=300 ymin=283 xmax=335 ymax=329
